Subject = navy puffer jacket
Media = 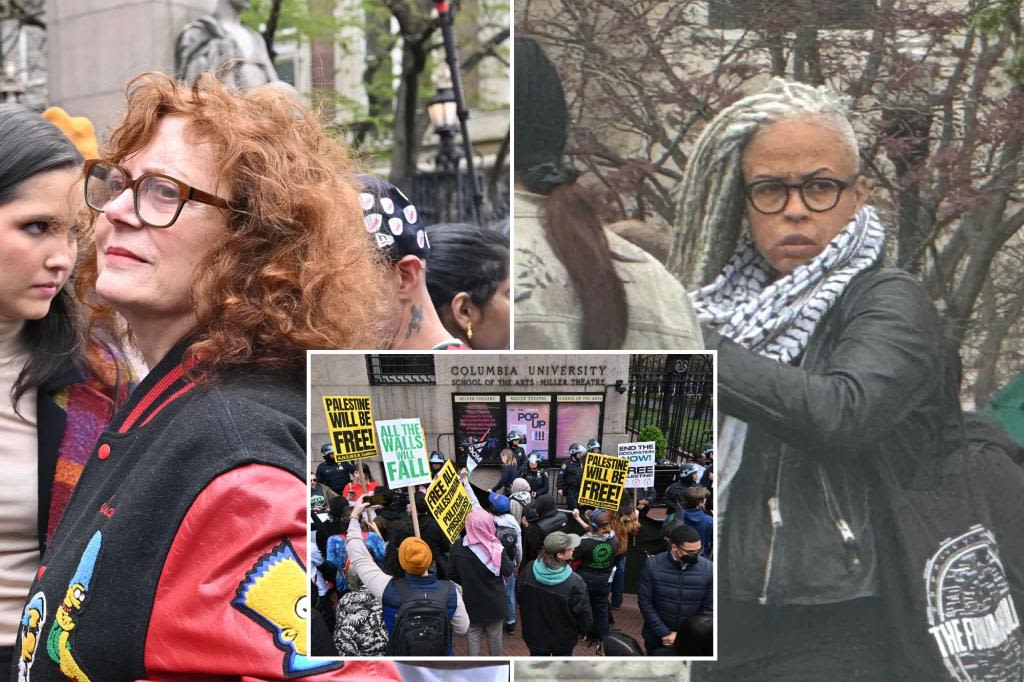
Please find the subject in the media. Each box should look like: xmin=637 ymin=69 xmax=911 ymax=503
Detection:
xmin=637 ymin=551 xmax=713 ymax=638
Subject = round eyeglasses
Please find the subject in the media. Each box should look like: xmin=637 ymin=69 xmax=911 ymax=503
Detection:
xmin=84 ymin=159 xmax=230 ymax=228
xmin=744 ymin=176 xmax=856 ymax=214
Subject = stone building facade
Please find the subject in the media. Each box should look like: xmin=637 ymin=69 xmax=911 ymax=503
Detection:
xmin=309 ymin=353 xmax=634 ymax=488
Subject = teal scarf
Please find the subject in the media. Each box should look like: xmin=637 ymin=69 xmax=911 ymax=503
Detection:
xmin=533 ymin=558 xmax=571 ymax=585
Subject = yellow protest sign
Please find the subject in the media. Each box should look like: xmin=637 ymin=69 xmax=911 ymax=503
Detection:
xmin=424 ymin=459 xmax=474 ymax=543
xmin=578 ymin=452 xmax=629 ymax=511
xmin=322 ymin=396 xmax=377 ymax=462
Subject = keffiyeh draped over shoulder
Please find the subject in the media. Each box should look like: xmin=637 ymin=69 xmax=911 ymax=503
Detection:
xmin=690 ymin=205 xmax=886 ymax=513
xmin=465 ymin=508 xmax=504 ymax=575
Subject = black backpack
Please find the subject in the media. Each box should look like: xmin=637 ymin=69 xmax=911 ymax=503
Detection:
xmin=384 ymin=578 xmax=453 ymax=656
xmin=536 ymin=511 xmax=566 ymax=536
xmin=600 ymin=629 xmax=644 ymax=656
xmin=496 ymin=526 xmax=518 ymax=564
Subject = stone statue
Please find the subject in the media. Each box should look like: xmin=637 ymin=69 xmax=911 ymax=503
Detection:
xmin=174 ymin=0 xmax=281 ymax=91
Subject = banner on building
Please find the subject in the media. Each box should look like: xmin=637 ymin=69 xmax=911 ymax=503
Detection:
xmin=425 ymin=459 xmax=473 ymax=542
xmin=376 ymin=418 xmax=432 ymax=488
xmin=506 ymin=397 xmax=551 ymax=462
xmin=555 ymin=396 xmax=603 ymax=461
xmin=453 ymin=396 xmax=502 ymax=467
xmin=620 ymin=441 xmax=656 ymax=489
xmin=578 ymin=452 xmax=629 ymax=511
xmin=322 ymin=396 xmax=377 ymax=461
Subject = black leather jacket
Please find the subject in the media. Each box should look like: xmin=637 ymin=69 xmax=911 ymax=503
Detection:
xmin=708 ymin=266 xmax=948 ymax=605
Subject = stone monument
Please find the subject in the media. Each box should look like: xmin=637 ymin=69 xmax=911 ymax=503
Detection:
xmin=174 ymin=0 xmax=279 ymax=90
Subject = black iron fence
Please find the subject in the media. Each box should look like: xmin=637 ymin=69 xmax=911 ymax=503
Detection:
xmin=410 ymin=168 xmax=510 ymax=228
xmin=625 ymin=354 xmax=714 ymax=460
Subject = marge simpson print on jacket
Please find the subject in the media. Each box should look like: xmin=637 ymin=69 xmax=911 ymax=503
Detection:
xmin=46 ymin=531 xmax=102 ymax=682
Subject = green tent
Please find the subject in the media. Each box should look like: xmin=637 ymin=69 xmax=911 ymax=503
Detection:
xmin=985 ymin=373 xmax=1024 ymax=447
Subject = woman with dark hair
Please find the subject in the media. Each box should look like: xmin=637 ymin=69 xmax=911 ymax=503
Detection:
xmin=0 ymin=104 xmax=128 ymax=675
xmin=12 ymin=73 xmax=399 ymax=681
xmin=341 ymin=462 xmax=379 ymax=502
xmin=513 ymin=37 xmax=703 ymax=350
xmin=425 ymin=222 xmax=510 ymax=349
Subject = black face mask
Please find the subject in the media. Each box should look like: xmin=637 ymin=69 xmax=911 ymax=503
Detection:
xmin=681 ymin=553 xmax=699 ymax=566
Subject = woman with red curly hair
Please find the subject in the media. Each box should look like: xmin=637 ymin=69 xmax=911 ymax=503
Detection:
xmin=13 ymin=73 xmax=399 ymax=682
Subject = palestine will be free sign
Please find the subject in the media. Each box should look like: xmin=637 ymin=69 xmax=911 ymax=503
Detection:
xmin=376 ymin=418 xmax=432 ymax=488
xmin=425 ymin=459 xmax=473 ymax=543
xmin=578 ymin=452 xmax=630 ymax=511
xmin=322 ymin=396 xmax=377 ymax=461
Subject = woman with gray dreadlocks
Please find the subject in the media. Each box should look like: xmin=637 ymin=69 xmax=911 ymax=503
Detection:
xmin=680 ymin=80 xmax=955 ymax=678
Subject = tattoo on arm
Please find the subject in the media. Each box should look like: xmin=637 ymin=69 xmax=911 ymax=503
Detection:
xmin=405 ymin=304 xmax=423 ymax=340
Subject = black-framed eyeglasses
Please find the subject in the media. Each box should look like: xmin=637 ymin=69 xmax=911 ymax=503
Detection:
xmin=744 ymin=175 xmax=856 ymax=214
xmin=83 ymin=159 xmax=230 ymax=228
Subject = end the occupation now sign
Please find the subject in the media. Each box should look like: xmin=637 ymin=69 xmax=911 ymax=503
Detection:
xmin=578 ymin=452 xmax=629 ymax=511
xmin=376 ymin=417 xmax=432 ymax=488
xmin=620 ymin=441 xmax=656 ymax=489
xmin=322 ymin=395 xmax=377 ymax=461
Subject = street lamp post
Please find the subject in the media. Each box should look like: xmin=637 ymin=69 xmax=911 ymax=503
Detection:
xmin=421 ymin=66 xmax=465 ymax=223
xmin=426 ymin=73 xmax=461 ymax=176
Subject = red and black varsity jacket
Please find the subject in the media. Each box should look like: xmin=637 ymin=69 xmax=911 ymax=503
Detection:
xmin=15 ymin=338 xmax=400 ymax=682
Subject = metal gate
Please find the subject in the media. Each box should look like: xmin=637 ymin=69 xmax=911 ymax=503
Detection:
xmin=625 ymin=354 xmax=714 ymax=460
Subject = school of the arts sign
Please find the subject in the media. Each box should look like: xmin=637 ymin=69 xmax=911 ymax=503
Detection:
xmin=448 ymin=362 xmax=612 ymax=388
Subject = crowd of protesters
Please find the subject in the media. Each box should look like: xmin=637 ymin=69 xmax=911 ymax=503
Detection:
xmin=310 ymin=437 xmax=715 ymax=657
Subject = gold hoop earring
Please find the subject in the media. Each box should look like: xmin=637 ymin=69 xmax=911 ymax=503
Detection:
xmin=467 ymin=321 xmax=474 ymax=340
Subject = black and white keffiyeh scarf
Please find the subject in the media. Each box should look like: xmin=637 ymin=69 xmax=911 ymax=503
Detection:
xmin=690 ymin=205 xmax=886 ymax=518
xmin=691 ymin=205 xmax=886 ymax=362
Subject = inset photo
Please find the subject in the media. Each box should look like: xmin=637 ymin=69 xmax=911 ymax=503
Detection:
xmin=308 ymin=352 xmax=716 ymax=658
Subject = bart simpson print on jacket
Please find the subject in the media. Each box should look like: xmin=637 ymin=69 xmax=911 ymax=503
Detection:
xmin=46 ymin=530 xmax=101 ymax=682
xmin=232 ymin=539 xmax=342 ymax=678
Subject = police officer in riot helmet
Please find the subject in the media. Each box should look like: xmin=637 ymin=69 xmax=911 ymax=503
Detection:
xmin=557 ymin=442 xmax=586 ymax=510
xmin=315 ymin=442 xmax=354 ymax=495
xmin=584 ymin=437 xmax=601 ymax=470
xmin=679 ymin=462 xmax=701 ymax=487
xmin=429 ymin=450 xmax=446 ymax=478
xmin=523 ymin=453 xmax=549 ymax=498
xmin=507 ymin=431 xmax=527 ymax=472
xmin=664 ymin=462 xmax=702 ymax=515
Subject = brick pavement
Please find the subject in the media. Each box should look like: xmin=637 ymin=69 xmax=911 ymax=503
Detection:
xmin=452 ymin=591 xmax=646 ymax=657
